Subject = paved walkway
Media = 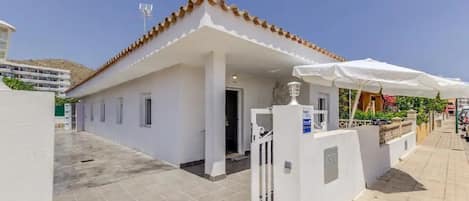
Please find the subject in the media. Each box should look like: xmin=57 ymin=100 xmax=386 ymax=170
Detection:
xmin=54 ymin=132 xmax=250 ymax=201
xmin=54 ymin=131 xmax=176 ymax=194
xmin=55 ymin=119 xmax=469 ymax=201
xmin=357 ymin=119 xmax=469 ymax=201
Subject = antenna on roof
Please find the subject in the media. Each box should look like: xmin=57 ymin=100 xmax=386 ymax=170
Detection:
xmin=139 ymin=3 xmax=153 ymax=32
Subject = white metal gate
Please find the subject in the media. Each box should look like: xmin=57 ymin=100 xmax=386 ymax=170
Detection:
xmin=251 ymin=108 xmax=274 ymax=201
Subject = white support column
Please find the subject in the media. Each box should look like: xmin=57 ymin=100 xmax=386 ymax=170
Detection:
xmin=204 ymin=51 xmax=226 ymax=180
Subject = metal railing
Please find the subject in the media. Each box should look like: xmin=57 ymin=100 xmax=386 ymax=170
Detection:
xmin=338 ymin=119 xmax=373 ymax=128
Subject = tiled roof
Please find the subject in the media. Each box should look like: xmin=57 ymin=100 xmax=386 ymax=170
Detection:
xmin=67 ymin=0 xmax=345 ymax=93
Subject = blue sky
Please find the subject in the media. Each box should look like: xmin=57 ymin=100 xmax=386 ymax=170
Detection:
xmin=2 ymin=0 xmax=468 ymax=80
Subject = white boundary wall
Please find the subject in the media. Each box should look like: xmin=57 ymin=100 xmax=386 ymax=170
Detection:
xmin=298 ymin=130 xmax=366 ymax=201
xmin=353 ymin=126 xmax=417 ymax=186
xmin=271 ymin=105 xmax=417 ymax=201
xmin=0 ymin=91 xmax=54 ymax=201
xmin=273 ymin=105 xmax=365 ymax=201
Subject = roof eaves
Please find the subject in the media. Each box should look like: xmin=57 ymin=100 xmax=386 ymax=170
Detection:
xmin=67 ymin=0 xmax=345 ymax=94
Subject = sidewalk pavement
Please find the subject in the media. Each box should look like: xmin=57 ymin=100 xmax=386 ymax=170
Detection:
xmin=356 ymin=119 xmax=469 ymax=201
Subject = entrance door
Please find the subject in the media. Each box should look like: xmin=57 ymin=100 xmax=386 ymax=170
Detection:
xmin=225 ymin=90 xmax=238 ymax=154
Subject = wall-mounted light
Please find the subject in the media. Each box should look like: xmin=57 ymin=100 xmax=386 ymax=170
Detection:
xmin=232 ymin=74 xmax=238 ymax=80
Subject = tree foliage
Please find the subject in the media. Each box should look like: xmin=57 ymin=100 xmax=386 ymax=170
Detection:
xmin=2 ymin=77 xmax=78 ymax=106
xmin=339 ymin=88 xmax=357 ymax=119
xmin=339 ymin=89 xmax=447 ymax=125
xmin=2 ymin=77 xmax=35 ymax=91
xmin=396 ymin=95 xmax=447 ymax=125
xmin=55 ymin=96 xmax=78 ymax=106
xmin=354 ymin=110 xmax=407 ymax=121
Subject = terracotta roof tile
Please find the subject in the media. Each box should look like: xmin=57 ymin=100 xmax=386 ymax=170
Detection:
xmin=270 ymin=25 xmax=277 ymax=32
xmin=242 ymin=11 xmax=251 ymax=21
xmin=278 ymin=28 xmax=284 ymax=36
xmin=178 ymin=6 xmax=186 ymax=17
xmin=67 ymin=0 xmax=345 ymax=93
xmin=220 ymin=1 xmax=229 ymax=11
xmin=231 ymin=5 xmax=241 ymax=16
xmin=252 ymin=17 xmax=261 ymax=25
xmin=261 ymin=20 xmax=269 ymax=29
xmin=208 ymin=0 xmax=217 ymax=6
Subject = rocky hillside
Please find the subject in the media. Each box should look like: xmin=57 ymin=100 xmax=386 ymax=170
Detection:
xmin=9 ymin=59 xmax=95 ymax=87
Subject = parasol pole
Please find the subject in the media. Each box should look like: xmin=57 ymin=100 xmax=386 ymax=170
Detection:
xmin=349 ymin=89 xmax=352 ymax=119
xmin=349 ymin=82 xmax=366 ymax=127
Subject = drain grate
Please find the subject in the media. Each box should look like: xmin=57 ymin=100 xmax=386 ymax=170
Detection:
xmin=80 ymin=159 xmax=94 ymax=163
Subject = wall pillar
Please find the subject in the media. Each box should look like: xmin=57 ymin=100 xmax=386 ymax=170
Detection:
xmin=204 ymin=51 xmax=226 ymax=180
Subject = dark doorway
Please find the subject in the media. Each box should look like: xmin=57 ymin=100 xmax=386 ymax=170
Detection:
xmin=225 ymin=90 xmax=239 ymax=154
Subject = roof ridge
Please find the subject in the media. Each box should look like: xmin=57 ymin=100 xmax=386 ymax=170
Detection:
xmin=67 ymin=0 xmax=345 ymax=93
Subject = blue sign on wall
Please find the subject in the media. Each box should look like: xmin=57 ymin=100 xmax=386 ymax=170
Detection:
xmin=303 ymin=109 xmax=312 ymax=134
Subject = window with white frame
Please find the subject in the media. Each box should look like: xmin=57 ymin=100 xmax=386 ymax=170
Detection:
xmin=100 ymin=100 xmax=105 ymax=122
xmin=116 ymin=97 xmax=123 ymax=124
xmin=318 ymin=93 xmax=329 ymax=123
xmin=140 ymin=93 xmax=152 ymax=127
xmin=90 ymin=102 xmax=94 ymax=121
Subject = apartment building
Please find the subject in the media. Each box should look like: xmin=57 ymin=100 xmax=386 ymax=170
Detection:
xmin=0 ymin=20 xmax=15 ymax=60
xmin=0 ymin=60 xmax=71 ymax=96
xmin=0 ymin=20 xmax=71 ymax=96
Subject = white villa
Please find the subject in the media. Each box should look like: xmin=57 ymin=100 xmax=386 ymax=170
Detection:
xmin=67 ymin=0 xmax=343 ymax=180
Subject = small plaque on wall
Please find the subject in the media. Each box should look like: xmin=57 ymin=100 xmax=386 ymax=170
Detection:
xmin=324 ymin=146 xmax=338 ymax=184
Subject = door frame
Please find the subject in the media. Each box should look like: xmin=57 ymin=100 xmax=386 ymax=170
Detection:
xmin=226 ymin=87 xmax=244 ymax=154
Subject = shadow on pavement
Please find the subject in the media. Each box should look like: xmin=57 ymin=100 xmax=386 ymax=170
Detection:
xmin=368 ymin=168 xmax=426 ymax=194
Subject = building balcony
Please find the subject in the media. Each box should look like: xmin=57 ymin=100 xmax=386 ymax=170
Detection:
xmin=58 ymin=74 xmax=71 ymax=79
xmin=19 ymin=78 xmax=70 ymax=86
xmin=0 ymin=68 xmax=12 ymax=73
xmin=11 ymin=69 xmax=70 ymax=80
xmin=34 ymin=86 xmax=63 ymax=92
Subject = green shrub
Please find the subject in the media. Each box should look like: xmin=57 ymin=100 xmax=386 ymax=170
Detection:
xmin=353 ymin=110 xmax=408 ymax=121
xmin=2 ymin=77 xmax=35 ymax=91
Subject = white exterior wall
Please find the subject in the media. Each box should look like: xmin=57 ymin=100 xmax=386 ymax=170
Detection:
xmin=353 ymin=126 xmax=389 ymax=186
xmin=80 ymin=63 xmax=301 ymax=165
xmin=309 ymin=84 xmax=340 ymax=130
xmin=386 ymin=132 xmax=416 ymax=166
xmin=226 ymin=73 xmax=277 ymax=152
xmin=177 ymin=67 xmax=206 ymax=163
xmin=178 ymin=68 xmax=284 ymax=157
xmin=82 ymin=65 xmax=184 ymax=165
xmin=353 ymin=126 xmax=417 ymax=186
xmin=273 ymin=105 xmax=365 ymax=201
xmin=0 ymin=91 xmax=54 ymax=201
xmin=76 ymin=102 xmax=85 ymax=131
xmin=299 ymin=130 xmax=365 ymax=201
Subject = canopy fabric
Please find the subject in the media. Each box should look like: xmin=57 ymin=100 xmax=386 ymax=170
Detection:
xmin=293 ymin=58 xmax=469 ymax=126
xmin=293 ymin=58 xmax=469 ymax=99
